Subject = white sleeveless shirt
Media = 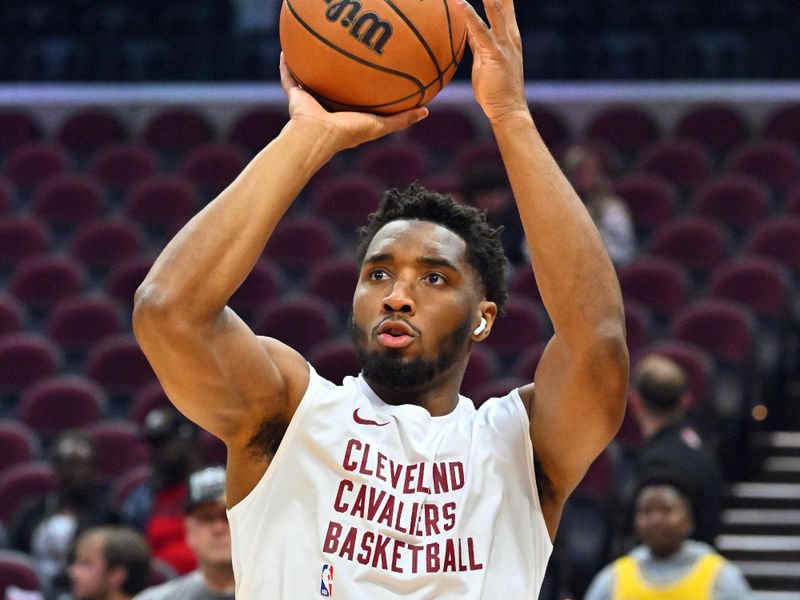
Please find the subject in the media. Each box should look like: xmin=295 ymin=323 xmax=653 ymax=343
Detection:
xmin=227 ymin=366 xmax=553 ymax=598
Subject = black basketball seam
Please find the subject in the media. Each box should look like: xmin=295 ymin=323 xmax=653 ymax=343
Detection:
xmin=316 ymin=31 xmax=466 ymax=111
xmin=443 ymin=0 xmax=457 ymax=64
xmin=284 ymin=0 xmax=426 ymax=99
xmin=382 ymin=0 xmax=444 ymax=92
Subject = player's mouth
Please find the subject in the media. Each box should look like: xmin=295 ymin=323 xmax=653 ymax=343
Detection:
xmin=376 ymin=320 xmax=416 ymax=349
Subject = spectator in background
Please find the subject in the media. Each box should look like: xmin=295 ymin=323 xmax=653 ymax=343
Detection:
xmin=8 ymin=431 xmax=119 ymax=597
xmin=135 ymin=466 xmax=234 ymax=600
xmin=621 ymin=354 xmax=723 ymax=548
xmin=68 ymin=526 xmax=151 ymax=600
xmin=562 ymin=145 xmax=636 ymax=268
xmin=122 ymin=408 xmax=199 ymax=576
xmin=584 ymin=472 xmax=752 ymax=600
xmin=459 ymin=165 xmax=527 ymax=264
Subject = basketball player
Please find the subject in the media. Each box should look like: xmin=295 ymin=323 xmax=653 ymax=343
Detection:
xmin=132 ymin=0 xmax=629 ymax=596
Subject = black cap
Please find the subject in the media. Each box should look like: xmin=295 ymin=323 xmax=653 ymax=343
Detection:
xmin=185 ymin=466 xmax=226 ymax=512
xmin=141 ymin=407 xmax=195 ymax=443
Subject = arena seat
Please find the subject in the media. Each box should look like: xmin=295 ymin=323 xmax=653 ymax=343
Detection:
xmin=612 ymin=173 xmax=678 ymax=234
xmin=671 ymin=299 xmax=755 ymax=366
xmin=227 ymin=107 xmax=288 ymax=154
xmin=263 ymin=217 xmax=336 ymax=271
xmin=124 ymin=175 xmax=197 ymax=231
xmin=356 ymin=142 xmax=429 ymax=188
xmin=623 ymin=299 xmax=653 ymax=355
xmin=178 ymin=143 xmax=245 ymax=198
xmin=584 ymin=105 xmax=659 ymax=154
xmin=312 ymin=175 xmax=384 ymax=231
xmin=228 ymin=260 xmax=283 ymax=320
xmin=69 ymin=219 xmax=144 ymax=270
xmin=0 ymin=294 xmax=26 ymax=338
xmin=128 ymin=382 xmax=171 ymax=426
xmin=141 ymin=108 xmax=214 ymax=154
xmin=0 ymin=461 xmax=57 ymax=522
xmin=408 ymin=107 xmax=479 ymax=153
xmin=89 ymin=143 xmax=158 ymax=190
xmin=762 ymin=103 xmax=800 ymax=146
xmin=87 ymin=420 xmax=150 ymax=480
xmin=17 ymin=375 xmax=107 ymax=441
xmin=84 ymin=334 xmax=157 ymax=397
xmin=745 ymin=217 xmax=800 ymax=274
xmin=9 ymin=255 xmax=85 ymax=312
xmin=56 ymin=109 xmax=128 ymax=154
xmin=485 ymin=298 xmax=547 ymax=360
xmin=726 ymin=140 xmax=800 ymax=193
xmin=648 ymin=217 xmax=729 ymax=275
xmin=709 ymin=257 xmax=791 ymax=321
xmin=46 ymin=295 xmax=122 ymax=353
xmin=636 ymin=139 xmax=713 ymax=189
xmin=0 ymin=177 xmax=12 ymax=217
xmin=304 ymin=257 xmax=359 ymax=316
xmin=3 ymin=142 xmax=70 ymax=190
xmin=0 ymin=421 xmax=40 ymax=475
xmin=618 ymin=258 xmax=690 ymax=320
xmin=461 ymin=344 xmax=500 ymax=399
xmin=470 ymin=377 xmax=529 ymax=409
xmin=674 ymin=103 xmax=748 ymax=154
xmin=690 ymin=174 xmax=770 ymax=234
xmin=633 ymin=340 xmax=714 ymax=412
xmin=511 ymin=341 xmax=549 ymax=381
xmin=0 ymin=111 xmax=41 ymax=154
xmin=32 ymin=174 xmax=105 ymax=230
xmin=0 ymin=218 xmax=47 ymax=269
xmin=0 ymin=549 xmax=45 ymax=596
xmin=254 ymin=294 xmax=336 ymax=356
xmin=0 ymin=333 xmax=60 ymax=397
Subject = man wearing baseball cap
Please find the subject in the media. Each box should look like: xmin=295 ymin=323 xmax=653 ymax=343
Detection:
xmin=135 ymin=466 xmax=234 ymax=600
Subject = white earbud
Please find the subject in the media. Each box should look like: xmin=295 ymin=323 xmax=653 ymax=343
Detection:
xmin=473 ymin=317 xmax=487 ymax=336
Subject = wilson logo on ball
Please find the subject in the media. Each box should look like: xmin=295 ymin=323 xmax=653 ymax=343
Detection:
xmin=324 ymin=0 xmax=393 ymax=55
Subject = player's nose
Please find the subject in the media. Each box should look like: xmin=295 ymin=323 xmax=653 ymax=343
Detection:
xmin=382 ymin=280 xmax=416 ymax=314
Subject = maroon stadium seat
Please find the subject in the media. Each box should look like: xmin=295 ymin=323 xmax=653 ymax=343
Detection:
xmin=308 ymin=339 xmax=360 ymax=386
xmin=726 ymin=140 xmax=800 ymax=193
xmin=0 ymin=294 xmax=26 ymax=337
xmin=142 ymin=108 xmax=214 ymax=153
xmin=3 ymin=142 xmax=69 ymax=189
xmin=227 ymin=107 xmax=288 ymax=153
xmin=32 ymin=174 xmax=105 ymax=229
xmin=0 ymin=111 xmax=41 ymax=153
xmin=462 ymin=344 xmax=500 ymax=399
xmin=305 ymin=257 xmax=359 ymax=315
xmin=709 ymin=258 xmax=791 ymax=321
xmin=649 ymin=217 xmax=729 ymax=274
xmin=615 ymin=393 xmax=643 ymax=450
xmin=57 ymin=109 xmax=128 ymax=154
xmin=124 ymin=175 xmax=197 ymax=230
xmin=85 ymin=334 xmax=157 ymax=396
xmin=745 ymin=217 xmax=800 ymax=273
xmin=449 ymin=141 xmax=503 ymax=176
xmin=485 ymin=298 xmax=546 ymax=360
xmin=762 ymin=103 xmax=800 ymax=146
xmin=0 ymin=218 xmax=47 ymax=269
xmin=264 ymin=217 xmax=336 ymax=269
xmin=228 ymin=260 xmax=283 ymax=319
xmin=786 ymin=182 xmax=800 ymax=217
xmin=623 ymin=299 xmax=653 ymax=355
xmin=613 ymin=173 xmax=678 ymax=232
xmin=408 ymin=107 xmax=479 ymax=152
xmin=254 ymin=294 xmax=335 ymax=356
xmin=0 ymin=461 xmax=57 ymax=522
xmin=471 ymin=377 xmax=528 ymax=409
xmin=671 ymin=299 xmax=755 ymax=366
xmin=691 ymin=175 xmax=769 ymax=233
xmin=674 ymin=104 xmax=748 ymax=153
xmin=0 ymin=550 xmax=45 ymax=596
xmin=511 ymin=341 xmax=549 ymax=381
xmin=417 ymin=171 xmax=461 ymax=197
xmin=0 ymin=333 xmax=60 ymax=395
xmin=89 ymin=144 xmax=158 ymax=190
xmin=9 ymin=255 xmax=85 ymax=312
xmin=129 ymin=382 xmax=171 ymax=426
xmin=618 ymin=258 xmax=690 ymax=319
xmin=636 ymin=139 xmax=712 ymax=189
xmin=46 ymin=295 xmax=122 ymax=353
xmin=198 ymin=429 xmax=226 ymax=466
xmin=0 ymin=177 xmax=13 ymax=217
xmin=105 ymin=256 xmax=154 ymax=307
xmin=70 ymin=219 xmax=144 ymax=270
xmin=178 ymin=143 xmax=245 ymax=197
xmin=508 ymin=263 xmax=542 ymax=302
xmin=88 ymin=420 xmax=150 ymax=480
xmin=312 ymin=175 xmax=384 ymax=230
xmin=17 ymin=375 xmax=107 ymax=440
xmin=585 ymin=105 xmax=659 ymax=153
xmin=356 ymin=141 xmax=428 ymax=188
xmin=0 ymin=421 xmax=39 ymax=474
xmin=529 ymin=105 xmax=571 ymax=150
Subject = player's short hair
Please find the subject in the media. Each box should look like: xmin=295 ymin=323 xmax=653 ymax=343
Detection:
xmin=356 ymin=183 xmax=509 ymax=313
xmin=633 ymin=354 xmax=688 ymax=414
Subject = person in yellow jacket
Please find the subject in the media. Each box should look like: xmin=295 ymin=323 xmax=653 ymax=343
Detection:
xmin=584 ymin=473 xmax=752 ymax=600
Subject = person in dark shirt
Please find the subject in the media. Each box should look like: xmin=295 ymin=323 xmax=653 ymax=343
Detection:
xmin=8 ymin=430 xmax=120 ymax=597
xmin=619 ymin=354 xmax=723 ymax=548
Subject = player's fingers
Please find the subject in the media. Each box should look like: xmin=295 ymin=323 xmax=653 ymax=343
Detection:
xmin=458 ymin=0 xmax=492 ymax=50
xmin=377 ymin=107 xmax=429 ymax=135
xmin=279 ymin=52 xmax=299 ymax=95
xmin=482 ymin=0 xmax=515 ymax=40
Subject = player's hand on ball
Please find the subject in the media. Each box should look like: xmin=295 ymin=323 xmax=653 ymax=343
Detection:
xmin=279 ymin=53 xmax=428 ymax=151
xmin=459 ymin=0 xmax=528 ymax=124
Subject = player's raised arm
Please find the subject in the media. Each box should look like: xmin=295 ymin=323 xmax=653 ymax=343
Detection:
xmin=133 ymin=57 xmax=428 ymax=469
xmin=459 ymin=0 xmax=629 ymax=534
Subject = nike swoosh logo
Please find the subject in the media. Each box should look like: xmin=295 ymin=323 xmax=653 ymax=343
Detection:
xmin=353 ymin=408 xmax=389 ymax=427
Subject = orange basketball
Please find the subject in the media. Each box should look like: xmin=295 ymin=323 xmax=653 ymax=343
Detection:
xmin=279 ymin=0 xmax=467 ymax=115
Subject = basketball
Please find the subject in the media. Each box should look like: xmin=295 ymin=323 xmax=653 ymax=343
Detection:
xmin=279 ymin=0 xmax=467 ymax=114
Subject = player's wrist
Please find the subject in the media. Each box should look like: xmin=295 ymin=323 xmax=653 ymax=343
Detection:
xmin=281 ymin=117 xmax=343 ymax=161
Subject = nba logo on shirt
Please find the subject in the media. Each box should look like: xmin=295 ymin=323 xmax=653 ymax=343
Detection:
xmin=320 ymin=563 xmax=334 ymax=596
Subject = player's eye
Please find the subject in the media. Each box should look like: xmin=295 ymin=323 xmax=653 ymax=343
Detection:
xmin=424 ymin=273 xmax=445 ymax=285
xmin=369 ymin=269 xmax=388 ymax=281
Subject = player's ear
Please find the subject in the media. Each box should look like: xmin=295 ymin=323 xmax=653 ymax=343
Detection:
xmin=472 ymin=301 xmax=497 ymax=340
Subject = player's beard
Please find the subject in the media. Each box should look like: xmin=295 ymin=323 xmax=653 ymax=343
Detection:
xmin=349 ymin=314 xmax=472 ymax=392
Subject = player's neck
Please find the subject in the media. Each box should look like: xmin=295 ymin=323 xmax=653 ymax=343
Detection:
xmin=364 ymin=375 xmax=463 ymax=417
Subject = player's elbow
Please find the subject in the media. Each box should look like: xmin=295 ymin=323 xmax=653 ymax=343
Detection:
xmin=132 ymin=284 xmax=186 ymax=340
